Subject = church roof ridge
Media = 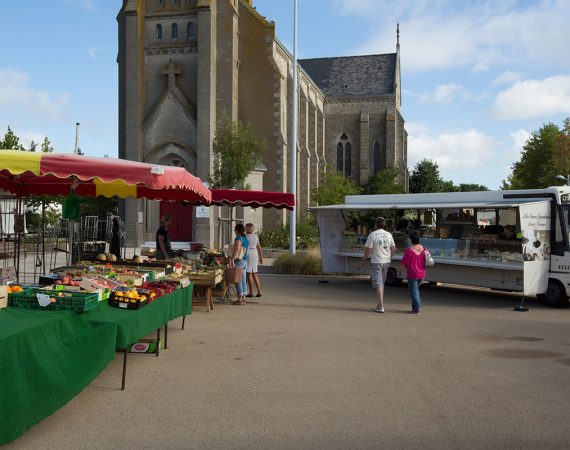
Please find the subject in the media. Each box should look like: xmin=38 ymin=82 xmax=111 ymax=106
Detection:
xmin=298 ymin=52 xmax=396 ymax=62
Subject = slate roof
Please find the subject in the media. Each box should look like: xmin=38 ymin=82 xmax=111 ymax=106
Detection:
xmin=299 ymin=53 xmax=397 ymax=97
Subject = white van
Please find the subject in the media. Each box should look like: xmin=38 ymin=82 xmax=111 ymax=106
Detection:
xmin=314 ymin=186 xmax=570 ymax=307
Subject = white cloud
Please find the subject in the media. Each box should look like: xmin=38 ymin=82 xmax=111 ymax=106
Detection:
xmin=472 ymin=62 xmax=490 ymax=74
xmin=408 ymin=129 xmax=497 ymax=172
xmin=63 ymin=0 xmax=97 ymax=12
xmin=334 ymin=0 xmax=570 ymax=72
xmin=492 ymin=75 xmax=570 ymax=120
xmin=0 ymin=69 xmax=68 ymax=120
xmin=492 ymin=71 xmax=522 ymax=85
xmin=418 ymin=83 xmax=487 ymax=104
xmin=509 ymin=128 xmax=530 ymax=152
xmin=420 ymin=83 xmax=462 ymax=104
xmin=87 ymin=46 xmax=100 ymax=61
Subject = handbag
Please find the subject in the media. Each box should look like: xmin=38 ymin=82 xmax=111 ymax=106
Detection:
xmin=424 ymin=248 xmax=435 ymax=267
xmin=224 ymin=266 xmax=243 ymax=284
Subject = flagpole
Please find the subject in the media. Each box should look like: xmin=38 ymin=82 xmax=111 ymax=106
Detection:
xmin=289 ymin=0 xmax=298 ymax=255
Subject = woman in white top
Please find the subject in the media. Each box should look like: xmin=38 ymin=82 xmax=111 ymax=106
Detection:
xmin=245 ymin=223 xmax=263 ymax=297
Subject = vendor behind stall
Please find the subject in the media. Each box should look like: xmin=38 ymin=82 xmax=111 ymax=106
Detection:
xmin=156 ymin=215 xmax=173 ymax=260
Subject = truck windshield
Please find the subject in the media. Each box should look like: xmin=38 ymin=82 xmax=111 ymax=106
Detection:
xmin=563 ymin=205 xmax=570 ymax=244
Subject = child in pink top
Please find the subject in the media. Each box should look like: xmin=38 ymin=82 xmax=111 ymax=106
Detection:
xmin=398 ymin=232 xmax=428 ymax=314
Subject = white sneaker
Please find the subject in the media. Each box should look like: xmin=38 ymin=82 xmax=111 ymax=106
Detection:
xmin=373 ymin=306 xmax=385 ymax=313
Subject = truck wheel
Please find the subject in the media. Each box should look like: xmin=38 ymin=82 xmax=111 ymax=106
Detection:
xmin=538 ymin=279 xmax=569 ymax=308
xmin=385 ymin=267 xmax=402 ymax=286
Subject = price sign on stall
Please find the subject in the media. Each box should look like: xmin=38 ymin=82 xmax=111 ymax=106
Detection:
xmin=36 ymin=293 xmax=52 ymax=308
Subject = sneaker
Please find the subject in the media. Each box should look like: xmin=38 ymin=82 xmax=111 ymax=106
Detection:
xmin=409 ymin=310 xmax=420 ymax=314
xmin=373 ymin=306 xmax=385 ymax=313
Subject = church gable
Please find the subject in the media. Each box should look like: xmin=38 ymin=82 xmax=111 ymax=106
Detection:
xmin=299 ymin=54 xmax=397 ymax=97
xmin=143 ymin=59 xmax=197 ymax=162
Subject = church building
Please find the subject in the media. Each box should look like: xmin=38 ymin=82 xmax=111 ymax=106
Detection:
xmin=117 ymin=0 xmax=407 ymax=247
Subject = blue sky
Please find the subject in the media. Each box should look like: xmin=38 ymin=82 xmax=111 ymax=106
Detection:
xmin=1 ymin=0 xmax=569 ymax=189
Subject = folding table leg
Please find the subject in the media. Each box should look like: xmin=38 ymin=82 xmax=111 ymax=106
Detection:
xmin=182 ymin=315 xmax=186 ymax=330
xmin=156 ymin=328 xmax=161 ymax=357
xmin=121 ymin=348 xmax=128 ymax=391
xmin=164 ymin=323 xmax=168 ymax=349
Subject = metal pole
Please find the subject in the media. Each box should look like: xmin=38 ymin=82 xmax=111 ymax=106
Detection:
xmin=74 ymin=122 xmax=80 ymax=155
xmin=289 ymin=0 xmax=298 ymax=255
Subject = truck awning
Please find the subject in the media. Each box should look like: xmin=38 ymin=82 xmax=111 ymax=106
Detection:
xmin=311 ymin=200 xmax=545 ymax=211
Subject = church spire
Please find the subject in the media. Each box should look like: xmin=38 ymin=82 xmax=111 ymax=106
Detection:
xmin=396 ymin=23 xmax=400 ymax=50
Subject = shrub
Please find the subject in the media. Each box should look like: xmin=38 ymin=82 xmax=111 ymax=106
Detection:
xmin=272 ymin=248 xmax=322 ymax=275
xmin=259 ymin=218 xmax=320 ymax=250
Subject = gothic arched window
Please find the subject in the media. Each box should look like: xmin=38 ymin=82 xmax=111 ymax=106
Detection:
xmin=336 ymin=142 xmax=344 ymax=175
xmin=373 ymin=141 xmax=385 ymax=174
xmin=169 ymin=159 xmax=185 ymax=168
xmin=156 ymin=24 xmax=163 ymax=40
xmin=172 ymin=23 xmax=178 ymax=39
xmin=187 ymin=22 xmax=195 ymax=39
xmin=336 ymin=133 xmax=351 ymax=177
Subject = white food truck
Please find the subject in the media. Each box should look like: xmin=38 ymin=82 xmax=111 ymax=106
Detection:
xmin=314 ymin=186 xmax=570 ymax=307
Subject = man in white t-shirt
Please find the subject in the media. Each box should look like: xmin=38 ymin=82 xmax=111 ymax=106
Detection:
xmin=361 ymin=217 xmax=396 ymax=313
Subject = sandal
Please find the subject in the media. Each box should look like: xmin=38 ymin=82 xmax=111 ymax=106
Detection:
xmin=245 ymin=293 xmax=254 ymax=298
xmin=231 ymin=300 xmax=242 ymax=305
xmin=240 ymin=299 xmax=247 ymax=305
xmin=256 ymin=293 xmax=262 ymax=297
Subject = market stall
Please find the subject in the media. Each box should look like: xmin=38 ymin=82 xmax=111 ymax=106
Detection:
xmin=314 ymin=186 xmax=570 ymax=306
xmin=0 ymin=149 xmax=211 ymax=268
xmin=0 ymin=281 xmax=193 ymax=445
xmin=0 ymin=150 xmax=212 ymax=445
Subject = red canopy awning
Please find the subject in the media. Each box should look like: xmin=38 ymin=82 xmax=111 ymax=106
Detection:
xmin=189 ymin=189 xmax=295 ymax=210
xmin=0 ymin=151 xmax=211 ymax=203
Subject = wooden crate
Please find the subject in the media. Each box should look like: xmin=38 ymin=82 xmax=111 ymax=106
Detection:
xmin=186 ymin=269 xmax=223 ymax=286
xmin=0 ymin=285 xmax=8 ymax=309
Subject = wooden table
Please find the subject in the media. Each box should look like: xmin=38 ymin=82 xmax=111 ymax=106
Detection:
xmin=186 ymin=269 xmax=223 ymax=312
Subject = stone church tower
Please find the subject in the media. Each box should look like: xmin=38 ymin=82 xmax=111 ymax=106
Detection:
xmin=117 ymin=0 xmax=406 ymax=247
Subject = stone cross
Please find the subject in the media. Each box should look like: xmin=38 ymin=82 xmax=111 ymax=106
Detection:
xmin=162 ymin=59 xmax=182 ymax=90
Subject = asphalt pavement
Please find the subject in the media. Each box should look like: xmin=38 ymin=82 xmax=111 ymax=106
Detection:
xmin=6 ymin=274 xmax=570 ymax=449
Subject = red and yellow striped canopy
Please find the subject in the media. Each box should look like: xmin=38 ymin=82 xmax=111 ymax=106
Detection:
xmin=0 ymin=150 xmax=211 ymax=203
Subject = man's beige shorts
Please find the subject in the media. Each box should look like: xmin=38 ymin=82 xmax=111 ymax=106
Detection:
xmin=370 ymin=263 xmax=390 ymax=288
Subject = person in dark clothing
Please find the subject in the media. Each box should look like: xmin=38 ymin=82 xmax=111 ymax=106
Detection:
xmin=110 ymin=217 xmax=122 ymax=260
xmin=156 ymin=215 xmax=173 ymax=260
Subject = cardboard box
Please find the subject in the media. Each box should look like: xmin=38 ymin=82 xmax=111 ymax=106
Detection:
xmin=128 ymin=338 xmax=163 ymax=353
xmin=0 ymin=285 xmax=8 ymax=309
xmin=0 ymin=267 xmax=16 ymax=285
xmin=114 ymin=273 xmax=144 ymax=286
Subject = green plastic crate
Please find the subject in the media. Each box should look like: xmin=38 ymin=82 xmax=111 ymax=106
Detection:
xmin=8 ymin=288 xmax=99 ymax=313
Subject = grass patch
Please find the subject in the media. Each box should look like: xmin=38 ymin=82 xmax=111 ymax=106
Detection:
xmin=272 ymin=248 xmax=322 ymax=275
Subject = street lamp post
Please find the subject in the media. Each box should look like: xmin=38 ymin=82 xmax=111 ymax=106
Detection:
xmin=289 ymin=0 xmax=298 ymax=255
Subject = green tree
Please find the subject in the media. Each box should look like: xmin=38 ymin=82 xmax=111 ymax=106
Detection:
xmin=0 ymin=126 xmax=25 ymax=150
xmin=550 ymin=118 xmax=570 ymax=183
xmin=312 ymin=168 xmax=362 ymax=205
xmin=365 ymin=168 xmax=405 ymax=194
xmin=41 ymin=137 xmax=55 ymax=153
xmin=209 ymin=118 xmax=267 ymax=189
xmin=504 ymin=122 xmax=561 ymax=189
xmin=439 ymin=179 xmax=459 ymax=192
xmin=409 ymin=159 xmax=443 ymax=193
xmin=458 ymin=183 xmax=489 ymax=192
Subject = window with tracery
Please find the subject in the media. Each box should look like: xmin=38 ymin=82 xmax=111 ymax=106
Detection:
xmin=156 ymin=24 xmax=163 ymax=40
xmin=336 ymin=133 xmax=351 ymax=177
xmin=373 ymin=141 xmax=385 ymax=174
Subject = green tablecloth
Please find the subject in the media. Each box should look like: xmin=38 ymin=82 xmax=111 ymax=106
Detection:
xmin=0 ymin=285 xmax=193 ymax=445
xmin=85 ymin=285 xmax=193 ymax=348
xmin=0 ymin=308 xmax=117 ymax=445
